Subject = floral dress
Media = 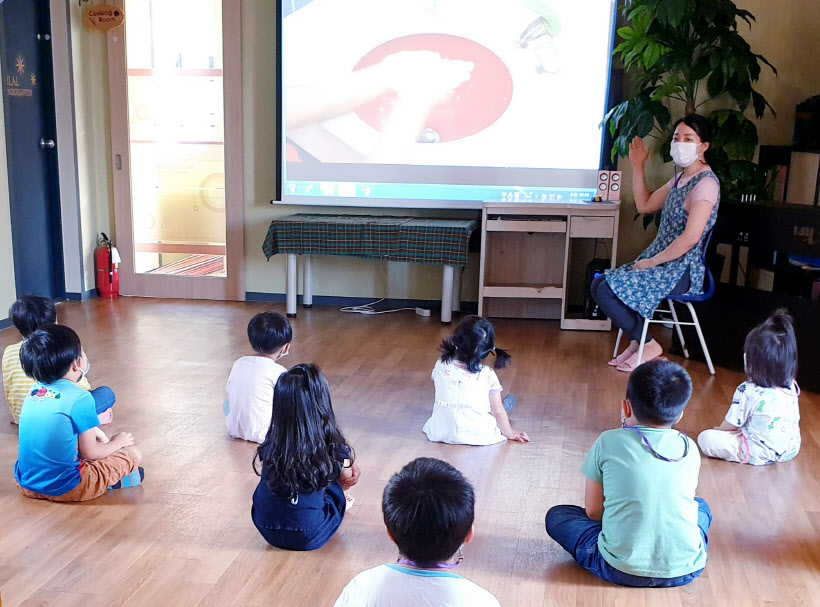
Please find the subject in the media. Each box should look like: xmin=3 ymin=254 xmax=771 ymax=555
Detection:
xmin=605 ymin=170 xmax=720 ymax=319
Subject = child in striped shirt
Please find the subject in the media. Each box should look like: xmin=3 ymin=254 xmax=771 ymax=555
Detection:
xmin=2 ymin=295 xmax=114 ymax=425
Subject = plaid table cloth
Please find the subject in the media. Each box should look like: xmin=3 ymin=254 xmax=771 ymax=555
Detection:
xmin=263 ymin=214 xmax=478 ymax=267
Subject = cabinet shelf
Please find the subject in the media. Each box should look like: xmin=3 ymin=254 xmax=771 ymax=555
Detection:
xmin=482 ymin=285 xmax=563 ymax=299
xmin=478 ymin=202 xmax=620 ymax=329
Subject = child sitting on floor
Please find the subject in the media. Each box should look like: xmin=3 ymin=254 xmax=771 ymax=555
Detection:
xmin=251 ymin=364 xmax=360 ymax=551
xmin=698 ymin=309 xmax=801 ymax=465
xmin=15 ymin=325 xmax=144 ymax=502
xmin=423 ymin=315 xmax=528 ymax=445
xmin=545 ymin=359 xmax=711 ymax=587
xmin=224 ymin=311 xmax=292 ymax=443
xmin=334 ymin=457 xmax=500 ymax=607
xmin=2 ymin=295 xmax=115 ymax=425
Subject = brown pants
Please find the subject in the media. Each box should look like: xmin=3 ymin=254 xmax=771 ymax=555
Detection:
xmin=18 ymin=448 xmax=141 ymax=502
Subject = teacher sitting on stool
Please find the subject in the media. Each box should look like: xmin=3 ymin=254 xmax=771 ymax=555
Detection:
xmin=592 ymin=114 xmax=721 ymax=372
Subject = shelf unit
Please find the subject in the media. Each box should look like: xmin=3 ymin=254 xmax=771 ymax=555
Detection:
xmin=478 ymin=201 xmax=620 ymax=330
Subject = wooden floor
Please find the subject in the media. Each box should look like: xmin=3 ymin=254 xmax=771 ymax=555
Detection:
xmin=0 ymin=298 xmax=818 ymax=607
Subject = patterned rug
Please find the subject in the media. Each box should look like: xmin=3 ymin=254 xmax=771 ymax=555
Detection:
xmin=147 ymin=255 xmax=225 ymax=276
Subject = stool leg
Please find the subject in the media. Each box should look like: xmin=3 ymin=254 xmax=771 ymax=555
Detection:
xmin=452 ymin=266 xmax=462 ymax=312
xmin=668 ymin=300 xmax=689 ymax=358
xmin=636 ymin=319 xmax=650 ymax=366
xmin=302 ymin=254 xmax=313 ymax=309
xmin=613 ymin=329 xmax=624 ymax=359
xmin=686 ymin=302 xmax=715 ymax=375
xmin=286 ymin=254 xmax=297 ymax=318
xmin=441 ymin=265 xmax=454 ymax=323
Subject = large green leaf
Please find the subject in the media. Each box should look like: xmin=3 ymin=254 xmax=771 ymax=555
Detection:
xmin=613 ymin=0 xmax=776 ymax=211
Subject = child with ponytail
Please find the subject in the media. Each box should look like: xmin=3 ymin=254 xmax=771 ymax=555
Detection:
xmin=423 ymin=316 xmax=529 ymax=445
xmin=698 ymin=309 xmax=801 ymax=465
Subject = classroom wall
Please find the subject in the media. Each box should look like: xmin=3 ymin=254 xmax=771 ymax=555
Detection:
xmin=245 ymin=0 xmax=820 ymax=297
xmin=67 ymin=2 xmax=115 ymax=293
xmin=3 ymin=0 xmax=819 ymax=310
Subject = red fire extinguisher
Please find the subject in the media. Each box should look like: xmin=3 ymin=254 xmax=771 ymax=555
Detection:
xmin=95 ymin=233 xmax=120 ymax=298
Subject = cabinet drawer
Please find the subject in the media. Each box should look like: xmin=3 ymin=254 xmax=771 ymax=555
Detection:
xmin=570 ymin=216 xmax=614 ymax=238
xmin=486 ymin=219 xmax=566 ymax=233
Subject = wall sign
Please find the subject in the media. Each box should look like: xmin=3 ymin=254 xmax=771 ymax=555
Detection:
xmin=84 ymin=4 xmax=124 ymax=32
xmin=4 ymin=55 xmax=35 ymax=99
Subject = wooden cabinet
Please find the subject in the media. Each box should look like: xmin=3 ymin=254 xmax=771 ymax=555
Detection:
xmin=478 ymin=202 xmax=620 ymax=330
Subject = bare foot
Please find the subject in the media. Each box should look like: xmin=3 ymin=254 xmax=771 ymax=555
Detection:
xmin=609 ymin=340 xmax=639 ymax=366
xmin=617 ymin=340 xmax=663 ymax=373
xmin=98 ymin=408 xmax=114 ymax=425
xmin=345 ymin=492 xmax=356 ymax=507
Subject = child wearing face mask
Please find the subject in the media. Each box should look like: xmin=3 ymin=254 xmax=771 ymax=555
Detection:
xmin=3 ymin=295 xmax=115 ymax=426
xmin=224 ymin=311 xmax=293 ymax=443
xmin=15 ymin=324 xmax=144 ymax=502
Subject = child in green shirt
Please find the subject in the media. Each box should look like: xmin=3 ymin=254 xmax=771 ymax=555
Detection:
xmin=545 ymin=359 xmax=711 ymax=587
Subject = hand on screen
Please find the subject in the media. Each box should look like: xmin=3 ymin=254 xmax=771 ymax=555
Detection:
xmin=379 ymin=51 xmax=474 ymax=107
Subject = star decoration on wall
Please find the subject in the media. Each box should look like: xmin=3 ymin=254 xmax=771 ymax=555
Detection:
xmin=30 ymin=74 xmax=37 ymax=86
xmin=16 ymin=56 xmax=25 ymax=74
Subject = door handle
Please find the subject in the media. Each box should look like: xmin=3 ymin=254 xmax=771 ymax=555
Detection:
xmin=40 ymin=138 xmax=56 ymax=149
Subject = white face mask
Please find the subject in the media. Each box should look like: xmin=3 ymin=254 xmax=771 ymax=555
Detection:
xmin=670 ymin=142 xmax=700 ymax=167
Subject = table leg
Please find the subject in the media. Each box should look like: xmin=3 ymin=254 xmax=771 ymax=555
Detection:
xmin=302 ymin=254 xmax=313 ymax=308
xmin=441 ymin=265 xmax=454 ymax=324
xmin=286 ymin=254 xmax=297 ymax=318
xmin=452 ymin=266 xmax=462 ymax=312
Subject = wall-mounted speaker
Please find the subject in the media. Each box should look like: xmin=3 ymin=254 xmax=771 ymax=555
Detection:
xmin=597 ymin=170 xmax=622 ymax=201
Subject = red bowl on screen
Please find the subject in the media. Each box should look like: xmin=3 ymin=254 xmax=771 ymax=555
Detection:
xmin=353 ymin=33 xmax=513 ymax=143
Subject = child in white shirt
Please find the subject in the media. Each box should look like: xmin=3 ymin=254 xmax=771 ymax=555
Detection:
xmin=698 ymin=309 xmax=801 ymax=465
xmin=423 ymin=316 xmax=528 ymax=445
xmin=224 ymin=311 xmax=291 ymax=443
xmin=334 ymin=457 xmax=500 ymax=607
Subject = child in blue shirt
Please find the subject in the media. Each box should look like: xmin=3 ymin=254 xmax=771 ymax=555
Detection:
xmin=3 ymin=294 xmax=116 ymax=425
xmin=545 ymin=360 xmax=711 ymax=587
xmin=15 ymin=325 xmax=144 ymax=502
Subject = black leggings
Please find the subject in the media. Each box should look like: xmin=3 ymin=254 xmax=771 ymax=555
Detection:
xmin=591 ymin=271 xmax=691 ymax=343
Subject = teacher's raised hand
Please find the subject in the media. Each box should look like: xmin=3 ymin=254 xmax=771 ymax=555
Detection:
xmin=629 ymin=136 xmax=650 ymax=167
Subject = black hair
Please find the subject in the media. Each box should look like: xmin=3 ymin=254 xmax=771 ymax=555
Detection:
xmin=248 ymin=311 xmax=292 ymax=355
xmin=19 ymin=324 xmax=82 ymax=385
xmin=382 ymin=458 xmax=475 ymax=568
xmin=9 ymin=295 xmax=57 ymax=338
xmin=439 ymin=315 xmax=510 ymax=373
xmin=673 ymin=114 xmax=713 ymax=164
xmin=626 ymin=359 xmax=693 ymax=426
xmin=744 ymin=309 xmax=798 ymax=389
xmin=253 ymin=364 xmax=353 ymax=498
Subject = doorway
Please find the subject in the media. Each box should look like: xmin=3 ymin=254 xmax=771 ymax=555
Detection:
xmin=107 ymin=0 xmax=244 ymax=300
xmin=1 ymin=0 xmax=65 ymax=299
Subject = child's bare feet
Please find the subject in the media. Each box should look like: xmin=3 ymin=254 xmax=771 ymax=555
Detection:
xmin=345 ymin=492 xmax=356 ymax=507
xmin=609 ymin=340 xmax=639 ymax=367
xmin=98 ymin=408 xmax=114 ymax=425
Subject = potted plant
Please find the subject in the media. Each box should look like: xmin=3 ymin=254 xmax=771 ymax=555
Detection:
xmin=605 ymin=0 xmax=777 ymax=215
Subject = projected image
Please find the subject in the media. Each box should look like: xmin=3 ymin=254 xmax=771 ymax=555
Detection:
xmin=282 ymin=0 xmax=616 ymax=204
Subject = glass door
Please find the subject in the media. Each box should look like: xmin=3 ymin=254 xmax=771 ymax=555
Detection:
xmin=108 ymin=0 xmax=244 ymax=299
